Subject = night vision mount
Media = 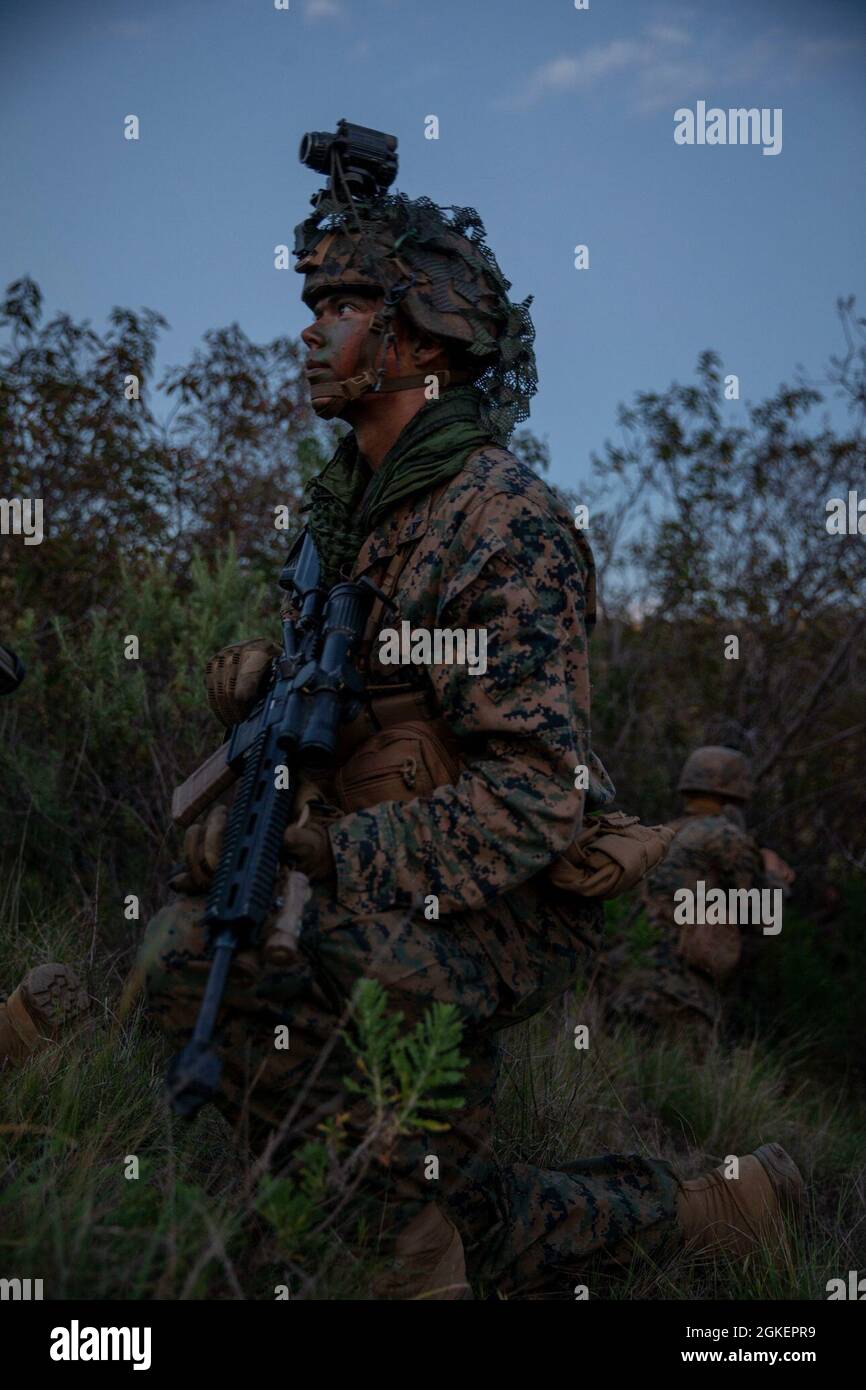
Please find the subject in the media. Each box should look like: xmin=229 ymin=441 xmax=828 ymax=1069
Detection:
xmin=299 ymin=119 xmax=398 ymax=211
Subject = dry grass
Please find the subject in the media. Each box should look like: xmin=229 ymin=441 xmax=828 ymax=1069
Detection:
xmin=492 ymin=984 xmax=866 ymax=1299
xmin=1 ymin=895 xmax=864 ymax=1300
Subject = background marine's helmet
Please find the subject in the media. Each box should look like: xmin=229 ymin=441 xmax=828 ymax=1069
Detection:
xmin=677 ymin=745 xmax=754 ymax=803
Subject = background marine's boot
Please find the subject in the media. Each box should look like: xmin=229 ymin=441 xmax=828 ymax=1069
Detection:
xmin=0 ymin=963 xmax=89 ymax=1066
xmin=677 ymin=1143 xmax=803 ymax=1259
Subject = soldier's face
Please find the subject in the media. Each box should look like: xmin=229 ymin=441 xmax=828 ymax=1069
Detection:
xmin=302 ymin=290 xmax=388 ymax=418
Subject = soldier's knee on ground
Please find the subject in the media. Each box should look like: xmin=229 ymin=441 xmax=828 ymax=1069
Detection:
xmin=140 ymin=893 xmax=208 ymax=988
xmin=141 ymin=889 xmax=331 ymax=1029
xmin=138 ymin=893 xmax=332 ymax=1133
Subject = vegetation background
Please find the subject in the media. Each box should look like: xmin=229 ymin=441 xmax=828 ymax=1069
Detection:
xmin=1 ymin=277 xmax=864 ymax=1298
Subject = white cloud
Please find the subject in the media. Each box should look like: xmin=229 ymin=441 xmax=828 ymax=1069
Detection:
xmin=305 ymin=0 xmax=344 ymax=20
xmin=646 ymin=23 xmax=692 ymax=47
xmin=507 ymin=34 xmax=684 ymax=111
xmin=786 ymin=35 xmax=861 ymax=80
xmin=514 ymin=41 xmax=643 ymax=108
xmin=633 ymin=57 xmax=713 ymax=115
xmin=503 ymin=22 xmax=863 ymax=116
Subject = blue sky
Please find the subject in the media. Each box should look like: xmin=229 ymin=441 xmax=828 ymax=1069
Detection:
xmin=2 ymin=0 xmax=865 ymax=492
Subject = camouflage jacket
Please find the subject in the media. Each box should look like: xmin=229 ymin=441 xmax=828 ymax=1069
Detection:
xmin=328 ymin=445 xmax=615 ymax=937
xmin=602 ymin=810 xmax=772 ymax=1021
xmin=642 ymin=811 xmax=768 ymax=931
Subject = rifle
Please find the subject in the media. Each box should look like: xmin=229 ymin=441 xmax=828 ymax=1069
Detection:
xmin=166 ymin=528 xmax=384 ymax=1119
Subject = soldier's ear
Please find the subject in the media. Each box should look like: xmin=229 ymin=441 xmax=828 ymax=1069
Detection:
xmin=399 ymin=318 xmax=477 ymax=383
xmin=408 ymin=329 xmax=446 ymax=368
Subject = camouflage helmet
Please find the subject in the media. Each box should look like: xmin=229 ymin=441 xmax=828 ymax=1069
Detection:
xmin=293 ymin=191 xmax=537 ymax=443
xmin=677 ymin=746 xmax=754 ymax=803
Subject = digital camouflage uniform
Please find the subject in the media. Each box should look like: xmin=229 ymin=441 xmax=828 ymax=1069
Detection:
xmin=142 ymin=174 xmax=682 ymax=1296
xmin=143 ymin=447 xmax=681 ymax=1293
xmin=605 ymin=795 xmax=770 ymax=1043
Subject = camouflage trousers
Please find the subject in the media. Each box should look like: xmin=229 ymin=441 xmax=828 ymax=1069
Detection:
xmin=141 ymin=884 xmax=680 ymax=1296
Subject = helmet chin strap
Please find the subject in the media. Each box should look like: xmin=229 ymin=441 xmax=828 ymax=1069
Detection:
xmin=308 ymin=367 xmax=451 ymax=414
xmin=308 ymin=273 xmax=451 ymax=416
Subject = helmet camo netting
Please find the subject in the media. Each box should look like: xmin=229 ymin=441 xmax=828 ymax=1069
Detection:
xmin=294 ymin=191 xmax=537 ymax=444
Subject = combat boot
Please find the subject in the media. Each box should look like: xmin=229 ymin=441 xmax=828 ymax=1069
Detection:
xmin=0 ymin=963 xmax=89 ymax=1066
xmin=373 ymin=1202 xmax=472 ymax=1301
xmin=677 ymin=1143 xmax=803 ymax=1259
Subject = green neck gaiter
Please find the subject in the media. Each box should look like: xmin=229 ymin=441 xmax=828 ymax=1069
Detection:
xmin=303 ymin=386 xmax=494 ymax=586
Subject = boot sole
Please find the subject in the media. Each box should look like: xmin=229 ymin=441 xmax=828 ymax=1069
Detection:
xmin=21 ymin=963 xmax=90 ymax=1031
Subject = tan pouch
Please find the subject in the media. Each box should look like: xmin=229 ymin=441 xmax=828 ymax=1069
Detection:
xmin=205 ymin=637 xmax=280 ymax=727
xmin=334 ymin=720 xmax=461 ymax=812
xmin=677 ymin=920 xmax=742 ymax=984
xmin=547 ymin=811 xmax=675 ymax=900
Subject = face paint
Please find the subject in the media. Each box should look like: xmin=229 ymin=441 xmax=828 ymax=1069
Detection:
xmin=301 ymin=293 xmax=384 ymax=419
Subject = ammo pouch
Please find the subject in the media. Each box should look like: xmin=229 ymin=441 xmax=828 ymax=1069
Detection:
xmin=332 ymin=710 xmax=672 ymax=903
xmin=333 ymin=716 xmax=461 ymax=812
